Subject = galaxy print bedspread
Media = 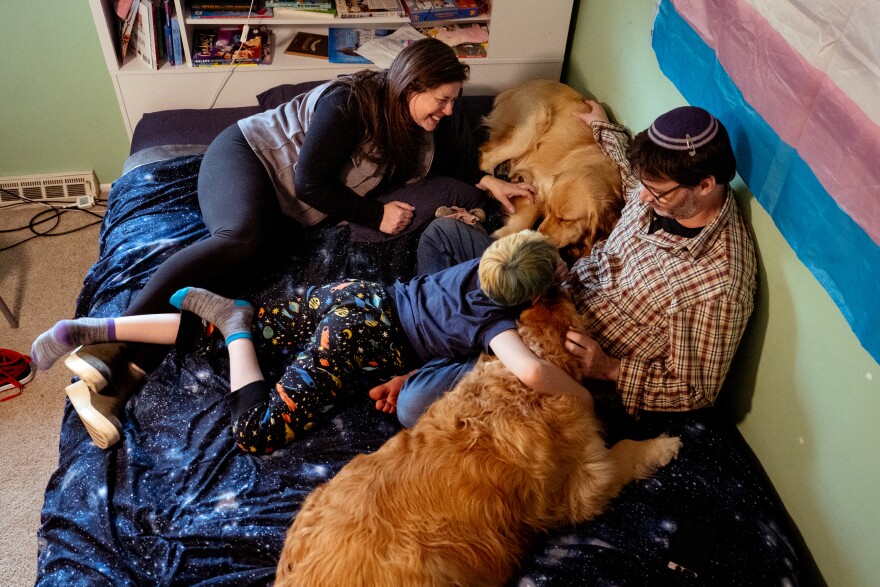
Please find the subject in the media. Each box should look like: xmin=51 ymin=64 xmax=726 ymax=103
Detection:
xmin=36 ymin=152 xmax=819 ymax=586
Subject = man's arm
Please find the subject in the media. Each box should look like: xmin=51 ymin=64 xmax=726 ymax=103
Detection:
xmin=567 ymin=297 xmax=752 ymax=414
xmin=575 ymin=100 xmax=640 ymax=198
xmin=488 ymin=329 xmax=593 ymax=408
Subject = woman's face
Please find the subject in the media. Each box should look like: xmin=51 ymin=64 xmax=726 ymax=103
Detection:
xmin=408 ymin=82 xmax=462 ymax=131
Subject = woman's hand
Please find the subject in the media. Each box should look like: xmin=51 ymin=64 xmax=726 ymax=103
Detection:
xmin=565 ymin=329 xmax=620 ymax=382
xmin=573 ymin=99 xmax=610 ymax=127
xmin=477 ymin=174 xmax=536 ymax=214
xmin=380 ymin=201 xmax=416 ymax=234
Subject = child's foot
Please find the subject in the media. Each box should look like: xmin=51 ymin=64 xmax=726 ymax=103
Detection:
xmin=170 ymin=287 xmax=253 ymax=344
xmin=31 ymin=317 xmax=115 ymax=371
xmin=368 ymin=372 xmax=412 ymax=414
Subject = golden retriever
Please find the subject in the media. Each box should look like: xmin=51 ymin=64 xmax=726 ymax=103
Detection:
xmin=276 ymin=288 xmax=682 ymax=587
xmin=480 ymin=80 xmax=625 ymax=260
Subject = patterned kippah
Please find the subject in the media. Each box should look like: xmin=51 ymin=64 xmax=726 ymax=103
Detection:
xmin=647 ymin=106 xmax=719 ymax=155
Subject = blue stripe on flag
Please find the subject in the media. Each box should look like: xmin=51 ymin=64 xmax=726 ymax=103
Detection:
xmin=652 ymin=0 xmax=880 ymax=362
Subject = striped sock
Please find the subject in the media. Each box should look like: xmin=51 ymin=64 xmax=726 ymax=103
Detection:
xmin=169 ymin=287 xmax=253 ymax=344
xmin=31 ymin=317 xmax=115 ymax=371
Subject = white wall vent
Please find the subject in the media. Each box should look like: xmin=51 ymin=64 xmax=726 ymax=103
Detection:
xmin=0 ymin=171 xmax=99 ymax=207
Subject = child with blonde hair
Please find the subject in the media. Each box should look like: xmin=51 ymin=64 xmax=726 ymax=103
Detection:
xmin=32 ymin=230 xmax=586 ymax=452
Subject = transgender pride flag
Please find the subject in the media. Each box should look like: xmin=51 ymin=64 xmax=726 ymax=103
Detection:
xmin=652 ymin=0 xmax=880 ymax=363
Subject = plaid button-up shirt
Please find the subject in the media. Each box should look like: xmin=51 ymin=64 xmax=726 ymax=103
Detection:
xmin=566 ymin=121 xmax=757 ymax=415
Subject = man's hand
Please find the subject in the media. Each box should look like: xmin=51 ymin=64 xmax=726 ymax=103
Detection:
xmin=565 ymin=329 xmax=620 ymax=381
xmin=573 ymin=99 xmax=610 ymax=127
xmin=380 ymin=201 xmax=416 ymax=234
xmin=477 ymin=174 xmax=536 ymax=214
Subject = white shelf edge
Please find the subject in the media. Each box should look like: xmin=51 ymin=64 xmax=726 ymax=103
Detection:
xmin=112 ymin=55 xmax=562 ymax=75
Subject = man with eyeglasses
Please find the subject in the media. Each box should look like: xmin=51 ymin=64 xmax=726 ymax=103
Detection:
xmin=369 ymin=103 xmax=757 ymax=428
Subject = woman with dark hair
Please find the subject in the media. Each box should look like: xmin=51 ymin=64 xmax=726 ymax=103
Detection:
xmin=62 ymin=38 xmax=534 ymax=441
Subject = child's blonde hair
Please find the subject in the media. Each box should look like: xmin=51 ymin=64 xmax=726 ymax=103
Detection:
xmin=478 ymin=230 xmax=561 ymax=306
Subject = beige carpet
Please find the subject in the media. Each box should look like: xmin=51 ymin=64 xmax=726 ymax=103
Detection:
xmin=0 ymin=202 xmax=101 ymax=586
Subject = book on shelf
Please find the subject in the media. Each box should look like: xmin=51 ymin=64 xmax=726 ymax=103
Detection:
xmin=147 ymin=0 xmax=168 ymax=63
xmin=191 ymin=25 xmax=268 ymax=66
xmin=170 ymin=17 xmax=184 ymax=65
xmin=163 ymin=1 xmax=175 ymax=64
xmin=354 ymin=24 xmax=425 ymax=68
xmin=334 ymin=0 xmax=406 ymax=19
xmin=189 ymin=2 xmax=259 ymax=10
xmin=117 ymin=0 xmax=141 ymax=59
xmin=190 ymin=8 xmax=274 ymax=17
xmin=453 ymin=0 xmax=478 ymax=17
xmin=417 ymin=21 xmax=488 ymax=57
xmin=403 ymin=0 xmax=460 ymax=22
xmin=271 ymin=6 xmax=336 ymax=17
xmin=134 ymin=0 xmax=159 ymax=69
xmin=266 ymin=0 xmax=333 ymax=7
xmin=284 ymin=31 xmax=329 ymax=58
xmin=328 ymin=27 xmax=393 ymax=63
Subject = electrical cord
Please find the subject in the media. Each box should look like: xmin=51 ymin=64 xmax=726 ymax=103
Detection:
xmin=208 ymin=0 xmax=258 ymax=109
xmin=0 ymin=187 xmax=105 ymax=252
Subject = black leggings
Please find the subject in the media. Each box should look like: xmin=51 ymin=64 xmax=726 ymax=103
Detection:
xmin=126 ymin=123 xmax=280 ymax=316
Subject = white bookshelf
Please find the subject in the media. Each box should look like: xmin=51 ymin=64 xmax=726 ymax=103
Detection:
xmin=88 ymin=1 xmax=575 ymax=138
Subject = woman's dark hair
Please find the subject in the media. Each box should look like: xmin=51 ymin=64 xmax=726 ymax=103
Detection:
xmin=332 ymin=38 xmax=470 ymax=181
xmin=626 ymin=119 xmax=737 ymax=187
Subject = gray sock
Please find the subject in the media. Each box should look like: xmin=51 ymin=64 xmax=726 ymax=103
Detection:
xmin=31 ymin=318 xmax=115 ymax=371
xmin=169 ymin=287 xmax=253 ymax=344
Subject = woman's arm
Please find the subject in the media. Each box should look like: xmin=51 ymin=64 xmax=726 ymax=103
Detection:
xmin=294 ymin=87 xmax=387 ymax=229
xmin=488 ymin=329 xmax=592 ymax=407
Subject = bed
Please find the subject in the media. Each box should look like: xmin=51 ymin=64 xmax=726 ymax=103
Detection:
xmin=36 ymin=81 xmax=824 ymax=586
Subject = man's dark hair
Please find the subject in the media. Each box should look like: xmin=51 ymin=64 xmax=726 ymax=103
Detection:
xmin=627 ymin=120 xmax=736 ymax=187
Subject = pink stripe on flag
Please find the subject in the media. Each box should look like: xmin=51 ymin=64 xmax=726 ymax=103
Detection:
xmin=671 ymin=0 xmax=880 ymax=245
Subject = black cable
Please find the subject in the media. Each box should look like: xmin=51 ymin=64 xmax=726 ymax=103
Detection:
xmin=0 ymin=187 xmax=105 ymax=251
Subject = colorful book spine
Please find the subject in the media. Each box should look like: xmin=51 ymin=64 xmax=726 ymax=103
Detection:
xmin=163 ymin=1 xmax=174 ymax=64
xmin=170 ymin=17 xmax=184 ymax=65
xmin=404 ymin=0 xmax=460 ymax=22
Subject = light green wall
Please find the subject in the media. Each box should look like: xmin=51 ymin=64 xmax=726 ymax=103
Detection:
xmin=565 ymin=1 xmax=880 ymax=585
xmin=1 ymin=2 xmax=129 ymax=185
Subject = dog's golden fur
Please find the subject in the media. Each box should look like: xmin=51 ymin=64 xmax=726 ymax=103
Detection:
xmin=276 ymin=288 xmax=681 ymax=587
xmin=480 ymin=80 xmax=625 ymax=260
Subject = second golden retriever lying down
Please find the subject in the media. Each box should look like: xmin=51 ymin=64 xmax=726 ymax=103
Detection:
xmin=480 ymin=80 xmax=625 ymax=260
xmin=276 ymin=288 xmax=681 ymax=587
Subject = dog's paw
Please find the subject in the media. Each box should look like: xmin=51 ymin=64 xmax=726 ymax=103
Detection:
xmin=647 ymin=434 xmax=683 ymax=468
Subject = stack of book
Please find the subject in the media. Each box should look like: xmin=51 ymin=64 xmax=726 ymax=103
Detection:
xmin=191 ymin=25 xmax=272 ymax=66
xmin=403 ymin=0 xmax=486 ymax=22
xmin=335 ymin=0 xmax=406 ymax=19
xmin=189 ymin=1 xmax=272 ymax=18
xmin=130 ymin=0 xmax=184 ymax=68
xmin=266 ymin=0 xmax=335 ymax=16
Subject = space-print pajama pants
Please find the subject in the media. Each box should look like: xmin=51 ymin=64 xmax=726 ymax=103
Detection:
xmin=226 ymin=280 xmax=413 ymax=454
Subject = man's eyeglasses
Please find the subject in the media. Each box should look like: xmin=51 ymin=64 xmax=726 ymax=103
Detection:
xmin=637 ymin=177 xmax=684 ymax=202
